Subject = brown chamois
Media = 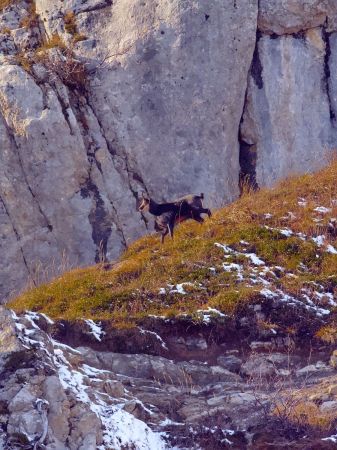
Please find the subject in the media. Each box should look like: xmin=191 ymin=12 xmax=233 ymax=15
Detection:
xmin=138 ymin=193 xmax=211 ymax=243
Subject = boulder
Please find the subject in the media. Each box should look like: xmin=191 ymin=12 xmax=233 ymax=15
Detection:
xmin=217 ymin=355 xmax=242 ymax=373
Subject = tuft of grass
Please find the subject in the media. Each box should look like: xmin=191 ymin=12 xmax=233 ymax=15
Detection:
xmin=63 ymin=10 xmax=87 ymax=42
xmin=315 ymin=324 xmax=337 ymax=344
xmin=36 ymin=33 xmax=67 ymax=52
xmin=1 ymin=26 xmax=11 ymax=35
xmin=13 ymin=51 xmax=33 ymax=73
xmin=20 ymin=1 xmax=38 ymax=29
xmin=9 ymin=160 xmax=337 ymax=327
xmin=64 ymin=10 xmax=77 ymax=35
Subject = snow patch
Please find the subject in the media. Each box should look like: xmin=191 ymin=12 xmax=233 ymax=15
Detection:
xmin=138 ymin=328 xmax=168 ymax=350
xmin=314 ymin=206 xmax=331 ymax=214
xmin=83 ymin=319 xmax=106 ymax=342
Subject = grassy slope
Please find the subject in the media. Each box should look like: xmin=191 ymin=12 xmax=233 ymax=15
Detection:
xmin=9 ymin=161 xmax=337 ymax=338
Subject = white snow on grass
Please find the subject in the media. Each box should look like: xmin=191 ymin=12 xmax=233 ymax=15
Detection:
xmin=222 ymin=262 xmax=244 ymax=280
xmin=311 ymin=235 xmax=337 ymax=254
xmin=260 ymin=288 xmax=278 ymax=299
xmin=278 ymin=228 xmax=293 ymax=237
xmin=215 ymin=243 xmax=265 ymax=266
xmin=83 ymin=319 xmax=106 ymax=341
xmin=215 ymin=242 xmax=235 ymax=254
xmin=246 ymin=253 xmax=265 ymax=266
xmin=260 ymin=288 xmax=330 ymax=317
xmin=138 ymin=328 xmax=168 ymax=350
xmin=222 ymin=263 xmax=241 ymax=272
xmin=312 ymin=235 xmax=325 ymax=246
xmin=196 ymin=308 xmax=227 ymax=323
xmin=314 ymin=206 xmax=332 ymax=214
xmin=326 ymin=244 xmax=337 ymax=254
xmin=264 ymin=225 xmax=293 ymax=237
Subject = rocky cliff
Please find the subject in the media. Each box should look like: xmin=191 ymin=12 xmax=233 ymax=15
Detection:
xmin=1 ymin=306 xmax=337 ymax=449
xmin=1 ymin=0 xmax=337 ymax=301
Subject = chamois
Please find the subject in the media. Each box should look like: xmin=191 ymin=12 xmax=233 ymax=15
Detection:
xmin=138 ymin=193 xmax=211 ymax=243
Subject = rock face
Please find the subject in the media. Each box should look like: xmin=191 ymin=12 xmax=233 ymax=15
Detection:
xmin=240 ymin=29 xmax=335 ymax=188
xmin=1 ymin=0 xmax=337 ymax=301
xmin=258 ymin=0 xmax=336 ymax=35
xmin=1 ymin=307 xmax=337 ymax=449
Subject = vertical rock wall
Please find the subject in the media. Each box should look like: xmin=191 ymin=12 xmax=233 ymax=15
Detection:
xmin=240 ymin=0 xmax=337 ymax=188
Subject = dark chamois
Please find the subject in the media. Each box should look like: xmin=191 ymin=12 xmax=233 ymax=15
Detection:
xmin=138 ymin=193 xmax=211 ymax=243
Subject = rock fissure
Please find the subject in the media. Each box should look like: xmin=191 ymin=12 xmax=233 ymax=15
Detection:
xmin=250 ymin=30 xmax=263 ymax=90
xmin=70 ymin=95 xmax=128 ymax=254
xmin=14 ymin=146 xmax=53 ymax=233
xmin=238 ymin=26 xmax=259 ymax=193
xmin=0 ymin=194 xmax=35 ymax=286
xmin=322 ymin=26 xmax=336 ymax=122
xmin=53 ymin=88 xmax=75 ymax=135
xmin=84 ymin=95 xmax=150 ymax=229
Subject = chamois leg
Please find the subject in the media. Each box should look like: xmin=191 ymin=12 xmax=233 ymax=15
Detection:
xmin=161 ymin=228 xmax=168 ymax=244
xmin=168 ymin=223 xmax=175 ymax=240
xmin=195 ymin=207 xmax=212 ymax=217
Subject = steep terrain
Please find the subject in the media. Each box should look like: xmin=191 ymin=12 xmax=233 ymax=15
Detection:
xmin=1 ymin=0 xmax=337 ymax=300
xmin=2 ymin=161 xmax=337 ymax=449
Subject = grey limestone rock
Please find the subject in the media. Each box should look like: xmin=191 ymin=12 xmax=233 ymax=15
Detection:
xmin=258 ymin=0 xmax=337 ymax=35
xmin=240 ymin=29 xmax=336 ymax=189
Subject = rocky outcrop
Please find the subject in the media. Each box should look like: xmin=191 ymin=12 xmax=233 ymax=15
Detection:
xmin=1 ymin=306 xmax=337 ymax=449
xmin=1 ymin=0 xmax=337 ymax=301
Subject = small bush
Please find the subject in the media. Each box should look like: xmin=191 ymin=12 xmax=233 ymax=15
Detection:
xmin=35 ymin=36 xmax=87 ymax=91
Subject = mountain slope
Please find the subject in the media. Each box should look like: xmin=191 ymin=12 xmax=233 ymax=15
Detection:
xmin=9 ymin=160 xmax=337 ymax=342
xmin=3 ymin=161 xmax=337 ymax=449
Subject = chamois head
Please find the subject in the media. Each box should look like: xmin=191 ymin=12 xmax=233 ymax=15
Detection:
xmin=138 ymin=192 xmax=150 ymax=212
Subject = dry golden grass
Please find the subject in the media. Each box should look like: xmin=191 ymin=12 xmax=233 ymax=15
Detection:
xmin=315 ymin=324 xmax=337 ymax=344
xmin=36 ymin=33 xmax=67 ymax=52
xmin=9 ymin=160 xmax=337 ymax=326
xmin=64 ymin=10 xmax=77 ymax=35
xmin=0 ymin=0 xmax=16 ymax=10
xmin=273 ymin=399 xmax=335 ymax=432
xmin=19 ymin=1 xmax=38 ymax=29
xmin=63 ymin=10 xmax=87 ymax=42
